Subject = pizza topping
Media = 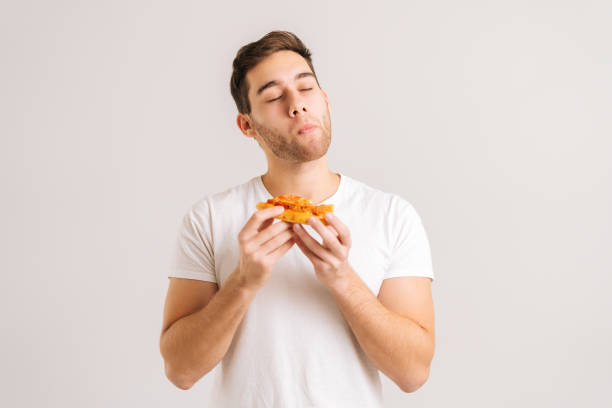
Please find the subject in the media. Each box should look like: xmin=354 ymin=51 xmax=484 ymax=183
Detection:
xmin=256 ymin=194 xmax=334 ymax=225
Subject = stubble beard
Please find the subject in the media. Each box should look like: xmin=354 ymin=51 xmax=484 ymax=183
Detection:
xmin=251 ymin=109 xmax=332 ymax=163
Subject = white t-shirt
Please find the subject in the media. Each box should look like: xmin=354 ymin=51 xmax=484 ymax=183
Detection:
xmin=170 ymin=172 xmax=434 ymax=407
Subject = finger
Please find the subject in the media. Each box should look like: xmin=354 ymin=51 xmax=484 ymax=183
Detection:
xmin=329 ymin=226 xmax=339 ymax=238
xmin=323 ymin=213 xmax=351 ymax=247
xmin=267 ymin=235 xmax=296 ymax=264
xmin=260 ymin=229 xmax=295 ymax=255
xmin=257 ymin=217 xmax=275 ymax=233
xmin=307 ymin=217 xmax=344 ymax=257
xmin=293 ymin=223 xmax=337 ymax=265
xmin=293 ymin=232 xmax=324 ymax=265
xmin=242 ymin=206 xmax=285 ymax=241
xmin=251 ymin=221 xmax=292 ymax=248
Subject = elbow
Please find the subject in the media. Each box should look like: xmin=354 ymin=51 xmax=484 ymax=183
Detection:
xmin=172 ymin=380 xmax=194 ymax=391
xmin=164 ymin=363 xmax=195 ymax=390
xmin=160 ymin=337 xmax=196 ymax=390
xmin=400 ymin=380 xmax=425 ymax=394
xmin=172 ymin=377 xmax=194 ymax=391
xmin=399 ymin=367 xmax=430 ymax=393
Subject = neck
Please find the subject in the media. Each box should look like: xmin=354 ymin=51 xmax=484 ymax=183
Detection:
xmin=261 ymin=156 xmax=340 ymax=205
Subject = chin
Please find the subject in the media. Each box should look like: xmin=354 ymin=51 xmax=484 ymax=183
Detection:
xmin=300 ymin=144 xmax=330 ymax=162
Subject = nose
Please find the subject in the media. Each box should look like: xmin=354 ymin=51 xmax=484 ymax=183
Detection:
xmin=290 ymin=105 xmax=307 ymax=116
xmin=287 ymin=90 xmax=308 ymax=117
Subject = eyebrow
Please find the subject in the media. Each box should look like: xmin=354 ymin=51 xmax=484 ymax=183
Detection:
xmin=255 ymin=72 xmax=316 ymax=96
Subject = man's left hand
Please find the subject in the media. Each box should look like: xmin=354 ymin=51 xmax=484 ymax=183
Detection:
xmin=292 ymin=213 xmax=353 ymax=290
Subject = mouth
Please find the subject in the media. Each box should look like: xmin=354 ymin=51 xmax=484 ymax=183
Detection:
xmin=298 ymin=123 xmax=318 ymax=135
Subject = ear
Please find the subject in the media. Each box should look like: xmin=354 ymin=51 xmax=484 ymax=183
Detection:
xmin=236 ymin=113 xmax=257 ymax=138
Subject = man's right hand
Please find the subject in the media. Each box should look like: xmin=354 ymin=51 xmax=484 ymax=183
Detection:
xmin=234 ymin=205 xmax=295 ymax=291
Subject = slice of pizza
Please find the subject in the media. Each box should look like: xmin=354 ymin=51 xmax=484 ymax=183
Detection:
xmin=256 ymin=194 xmax=334 ymax=226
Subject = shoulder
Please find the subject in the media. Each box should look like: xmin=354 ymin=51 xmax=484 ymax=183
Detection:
xmin=179 ymin=176 xmax=261 ymax=237
xmin=341 ymin=174 xmax=419 ymax=219
xmin=184 ymin=176 xmax=259 ymax=217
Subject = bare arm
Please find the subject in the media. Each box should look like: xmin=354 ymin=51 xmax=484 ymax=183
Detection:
xmin=328 ymin=272 xmax=435 ymax=393
xmin=160 ymin=205 xmax=295 ymax=390
xmin=160 ymin=269 xmax=256 ymax=389
xmin=292 ymin=214 xmax=435 ymax=393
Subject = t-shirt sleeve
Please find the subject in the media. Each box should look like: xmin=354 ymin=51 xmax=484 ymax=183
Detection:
xmin=384 ymin=198 xmax=435 ymax=282
xmin=169 ymin=200 xmax=217 ymax=283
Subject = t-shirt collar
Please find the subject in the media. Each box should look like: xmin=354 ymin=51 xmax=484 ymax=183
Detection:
xmin=255 ymin=172 xmax=345 ymax=206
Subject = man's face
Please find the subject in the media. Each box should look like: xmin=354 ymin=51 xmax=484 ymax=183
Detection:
xmin=242 ymin=50 xmax=332 ymax=163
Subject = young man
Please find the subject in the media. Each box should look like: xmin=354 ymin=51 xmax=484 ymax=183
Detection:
xmin=160 ymin=31 xmax=436 ymax=406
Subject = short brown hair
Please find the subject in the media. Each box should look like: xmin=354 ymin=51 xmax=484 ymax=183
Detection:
xmin=230 ymin=31 xmax=320 ymax=114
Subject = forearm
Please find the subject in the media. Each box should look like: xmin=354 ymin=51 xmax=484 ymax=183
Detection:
xmin=160 ymin=268 xmax=257 ymax=389
xmin=328 ymin=269 xmax=434 ymax=392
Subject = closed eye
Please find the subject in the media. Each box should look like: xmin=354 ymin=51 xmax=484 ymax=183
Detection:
xmin=267 ymin=88 xmax=313 ymax=103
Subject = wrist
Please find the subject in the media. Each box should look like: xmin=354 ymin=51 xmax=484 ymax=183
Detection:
xmin=326 ymin=265 xmax=355 ymax=295
xmin=230 ymin=266 xmax=262 ymax=296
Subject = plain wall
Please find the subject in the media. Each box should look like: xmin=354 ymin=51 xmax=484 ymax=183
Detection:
xmin=1 ymin=0 xmax=611 ymax=406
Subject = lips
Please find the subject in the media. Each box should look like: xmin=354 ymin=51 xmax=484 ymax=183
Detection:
xmin=298 ymin=123 xmax=317 ymax=134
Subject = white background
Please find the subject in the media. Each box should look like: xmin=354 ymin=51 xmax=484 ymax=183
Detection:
xmin=1 ymin=0 xmax=611 ymax=406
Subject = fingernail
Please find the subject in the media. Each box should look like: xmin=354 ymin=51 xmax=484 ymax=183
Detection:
xmin=325 ymin=212 xmax=333 ymax=221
